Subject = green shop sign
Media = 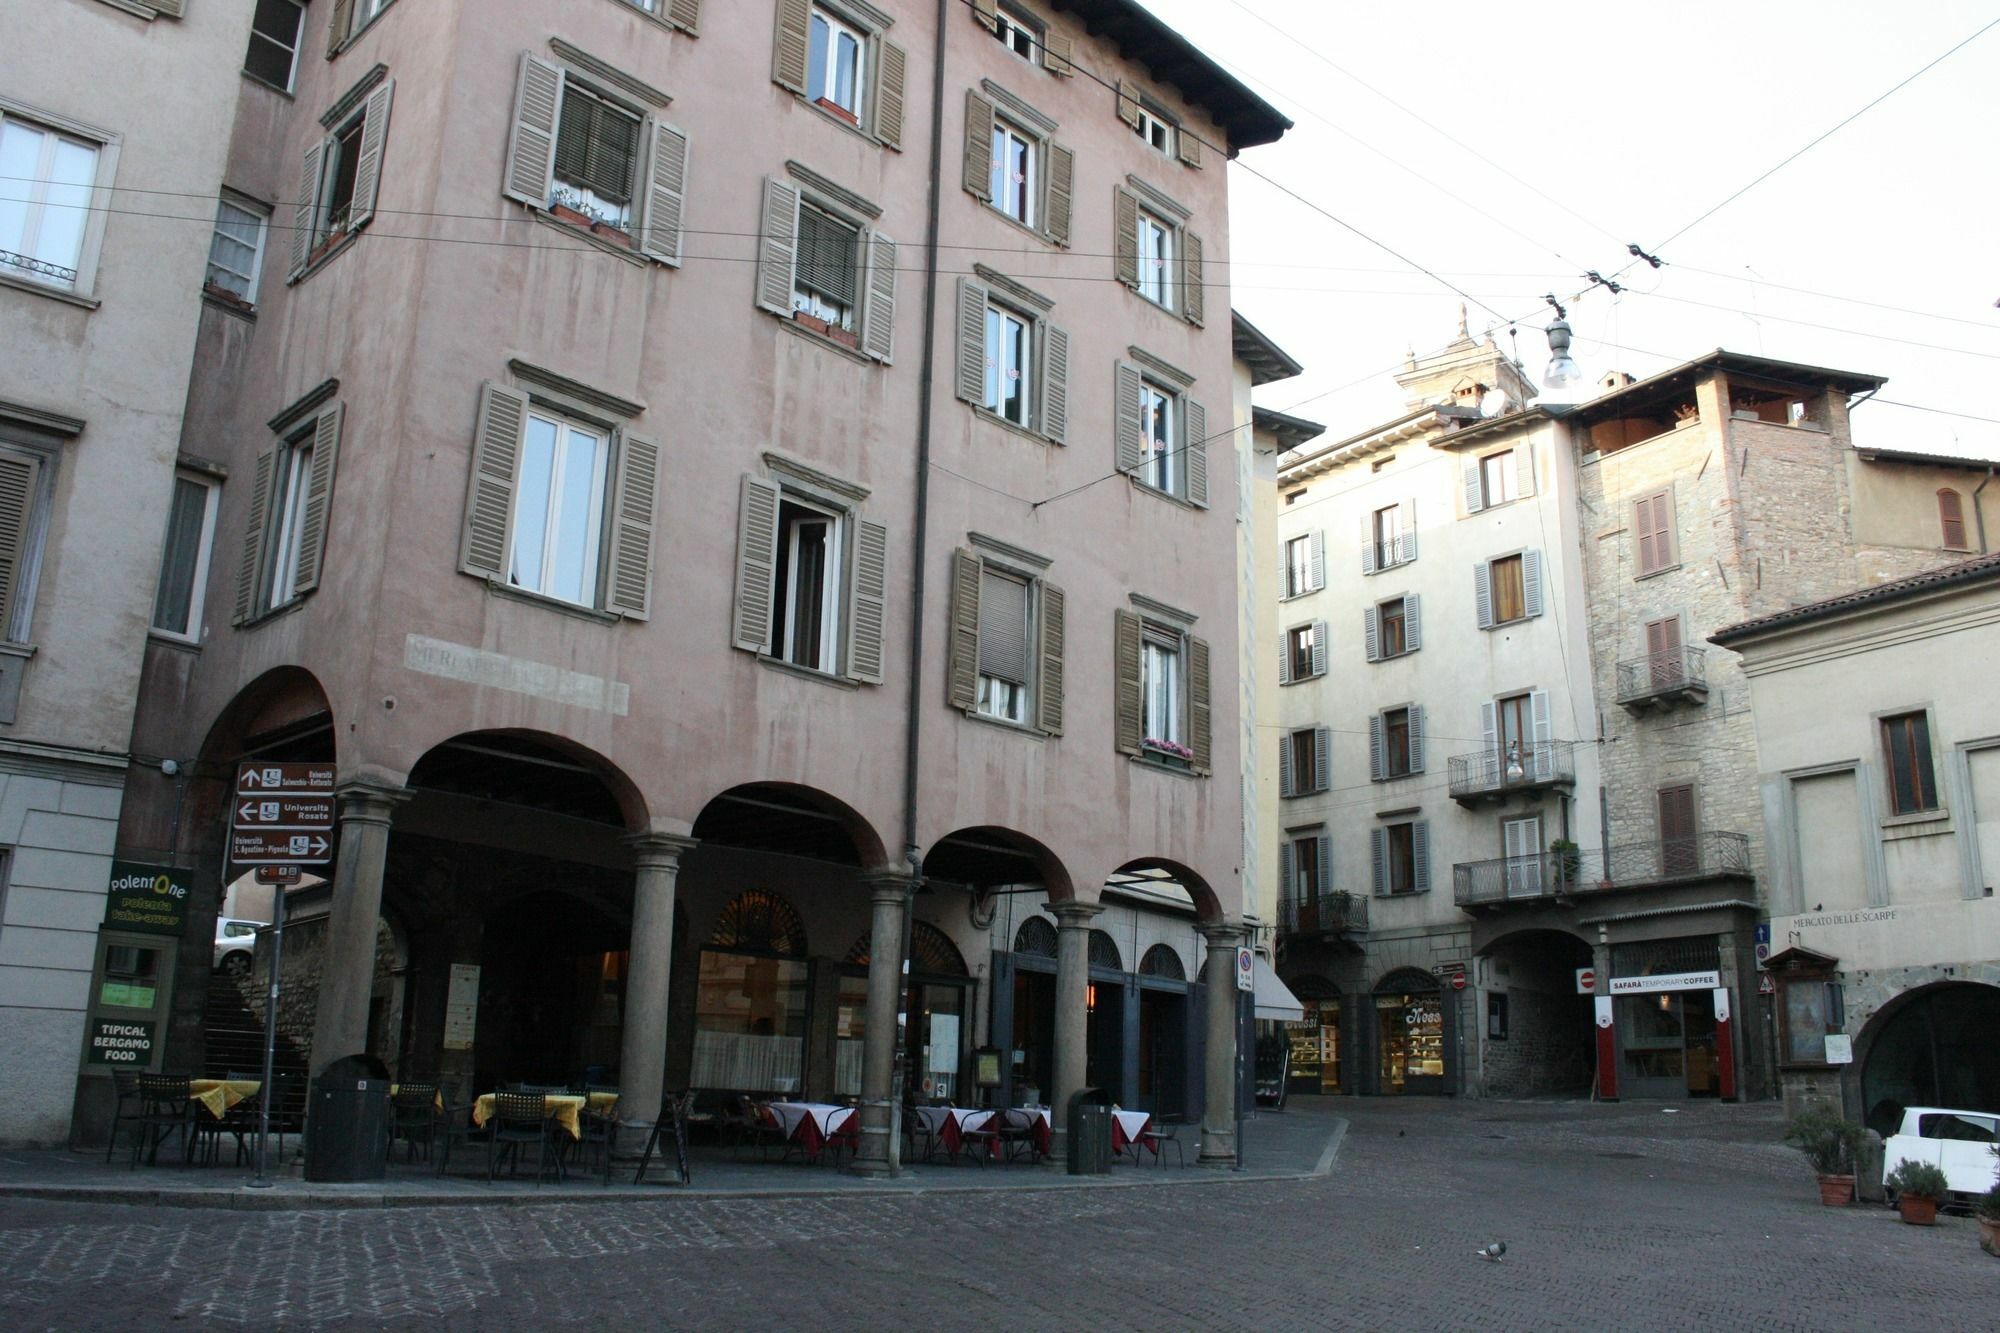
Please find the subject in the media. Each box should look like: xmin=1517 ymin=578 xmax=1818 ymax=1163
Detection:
xmin=102 ymin=861 xmax=191 ymax=936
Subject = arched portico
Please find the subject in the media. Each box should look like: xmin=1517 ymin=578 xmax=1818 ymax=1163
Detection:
xmin=1476 ymin=929 xmax=1595 ymax=1098
xmin=1852 ymin=980 xmax=2000 ymax=1136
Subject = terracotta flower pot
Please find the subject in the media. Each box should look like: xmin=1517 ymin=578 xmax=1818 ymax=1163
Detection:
xmin=1896 ymin=1195 xmax=1938 ymax=1226
xmin=1816 ymin=1174 xmax=1854 ymax=1206
xmin=1977 ymin=1216 xmax=2000 ymax=1255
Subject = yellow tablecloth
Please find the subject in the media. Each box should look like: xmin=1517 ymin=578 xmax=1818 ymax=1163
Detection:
xmin=187 ymin=1078 xmax=259 ymax=1120
xmin=473 ymin=1093 xmax=607 ymax=1141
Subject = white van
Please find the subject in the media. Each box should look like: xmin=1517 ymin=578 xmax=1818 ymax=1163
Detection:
xmin=1881 ymin=1107 xmax=1999 ymax=1200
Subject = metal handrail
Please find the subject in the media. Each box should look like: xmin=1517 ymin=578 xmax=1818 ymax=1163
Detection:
xmin=1616 ymin=645 xmax=1708 ymax=702
xmin=1447 ymin=739 xmax=1576 ymax=797
xmin=1277 ymin=890 xmax=1368 ymax=937
xmin=1452 ymin=831 xmax=1753 ymax=906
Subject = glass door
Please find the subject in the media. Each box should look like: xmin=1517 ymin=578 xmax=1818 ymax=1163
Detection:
xmin=1502 ymin=816 xmax=1543 ymax=898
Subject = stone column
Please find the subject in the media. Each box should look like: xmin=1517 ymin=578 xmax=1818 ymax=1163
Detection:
xmin=1048 ymin=900 xmax=1104 ymax=1165
xmin=616 ymin=832 xmax=697 ymax=1154
xmin=849 ymin=872 xmax=913 ymax=1176
xmin=308 ymin=781 xmax=409 ymax=1076
xmin=1199 ymin=922 xmax=1244 ymax=1168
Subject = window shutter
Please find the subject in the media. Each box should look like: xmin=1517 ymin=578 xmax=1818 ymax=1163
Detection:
xmin=1940 ymin=489 xmax=1968 ymax=549
xmin=972 ymin=0 xmax=999 ymax=30
xmin=861 ymin=231 xmax=897 ymax=362
xmin=771 ymin=0 xmax=810 ymax=93
xmin=846 ymin=518 xmax=888 ymax=684
xmin=1113 ymin=187 xmax=1140 ymax=288
xmin=1522 ymin=548 xmax=1544 ymax=618
xmin=1044 ymin=141 xmax=1073 ymax=246
xmin=1278 ymin=840 xmax=1294 ymax=902
xmin=962 ymin=90 xmax=996 ymax=201
xmin=348 ymin=80 xmax=395 ymax=231
xmin=1043 ymin=30 xmax=1074 ymax=76
xmin=976 ymin=566 xmax=1029 ymax=684
xmin=1041 ymin=321 xmax=1069 ymax=443
xmin=1362 ymin=605 xmax=1379 ymax=662
xmin=605 ymin=432 xmax=659 ymax=619
xmin=1037 ymin=582 xmax=1065 ymax=735
xmin=954 ymin=277 xmax=990 ymax=404
xmin=1530 ymin=689 xmax=1553 ymax=779
xmin=1481 ymin=699 xmax=1499 ymax=772
xmin=326 ymin=0 xmax=354 ymax=57
xmin=1113 ymin=362 xmax=1144 ymax=475
xmin=1277 ymin=629 xmax=1292 ymax=686
xmin=947 ymin=548 xmax=981 ymax=711
xmin=290 ymin=404 xmax=343 ymax=597
xmin=1359 ymin=513 xmax=1377 ymax=575
xmin=668 ymin=0 xmax=702 ymax=33
xmin=874 ymin=40 xmax=907 ymax=150
xmin=1278 ymin=730 xmax=1295 ymax=798
xmin=1313 ymin=725 xmax=1330 ymax=794
xmin=1309 ymin=529 xmax=1325 ymax=592
xmin=233 ymin=449 xmax=275 ymax=624
xmin=288 ymin=139 xmax=322 ymax=278
xmin=1370 ymin=828 xmax=1387 ymax=897
xmin=1185 ymin=398 xmax=1208 ymax=507
xmin=1279 ymin=542 xmax=1293 ymax=600
xmin=731 ymin=476 xmax=781 ymax=652
xmin=754 ymin=176 xmax=801 ymax=316
xmin=460 ymin=382 xmax=528 ymax=581
xmin=1315 ymin=835 xmax=1332 ymax=900
xmin=1181 ymin=229 xmax=1204 ymax=326
xmin=1115 ymin=79 xmax=1142 ymax=129
xmin=147 ymin=0 xmax=185 ymax=18
xmin=1404 ymin=594 xmax=1421 ymax=651
xmin=1463 ymin=458 xmax=1484 ymax=514
xmin=1189 ymin=634 xmax=1212 ymax=774
xmin=1310 ymin=620 xmax=1327 ymax=677
xmin=1177 ymin=125 xmax=1203 ymax=169
xmin=1657 ymin=491 xmax=1679 ymax=567
xmin=1412 ymin=822 xmax=1431 ymax=892
xmin=1368 ymin=714 xmax=1383 ymax=781
xmin=0 ymin=454 xmax=40 ymax=638
xmin=1516 ymin=441 xmax=1537 ymax=497
xmin=1473 ymin=560 xmax=1493 ymax=629
xmin=1113 ymin=609 xmax=1143 ymax=756
xmin=637 ymin=118 xmax=690 ymax=266
xmin=1409 ymin=704 xmax=1425 ymax=773
xmin=1646 ymin=615 xmax=1680 ymax=659
xmin=1399 ymin=498 xmax=1417 ymax=561
xmin=1634 ymin=494 xmax=1656 ymax=574
xmin=503 ymin=54 xmax=564 ymax=208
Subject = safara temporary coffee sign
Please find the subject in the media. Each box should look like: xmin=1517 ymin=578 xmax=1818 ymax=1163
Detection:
xmin=102 ymin=861 xmax=191 ymax=936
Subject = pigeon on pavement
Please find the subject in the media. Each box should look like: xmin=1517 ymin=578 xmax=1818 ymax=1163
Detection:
xmin=1475 ymin=1241 xmax=1507 ymax=1262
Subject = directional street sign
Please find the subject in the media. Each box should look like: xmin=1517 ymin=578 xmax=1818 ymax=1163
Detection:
xmin=232 ymin=763 xmax=337 ymax=866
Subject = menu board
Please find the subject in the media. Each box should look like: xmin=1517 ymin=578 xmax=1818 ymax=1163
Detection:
xmin=443 ymin=963 xmax=480 ymax=1051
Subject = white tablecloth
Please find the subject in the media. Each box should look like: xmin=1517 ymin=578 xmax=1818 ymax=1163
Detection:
xmin=1111 ymin=1109 xmax=1151 ymax=1148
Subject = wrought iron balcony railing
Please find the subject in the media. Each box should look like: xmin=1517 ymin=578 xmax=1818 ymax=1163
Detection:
xmin=1453 ymin=831 xmax=1753 ymax=908
xmin=1277 ymin=890 xmax=1368 ymax=938
xmin=1447 ymin=739 xmax=1576 ymax=802
xmin=1359 ymin=532 xmax=1417 ymax=571
xmin=1616 ymin=645 xmax=1709 ymax=710
xmin=1 ymin=249 xmax=78 ymax=287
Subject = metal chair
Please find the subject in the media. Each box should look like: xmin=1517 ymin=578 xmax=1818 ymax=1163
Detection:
xmin=389 ymin=1082 xmax=441 ymax=1162
xmin=902 ymin=1102 xmax=940 ymax=1165
xmin=103 ymin=1071 xmax=145 ymax=1164
xmin=996 ymin=1107 xmax=1041 ymax=1165
xmin=434 ymin=1083 xmax=491 ymax=1176
xmin=487 ymin=1091 xmax=562 ymax=1184
xmin=193 ymin=1071 xmax=263 ymax=1167
xmin=572 ymin=1098 xmax=618 ymax=1186
xmin=1136 ymin=1116 xmax=1184 ymax=1167
xmin=732 ymin=1094 xmax=783 ymax=1160
xmin=132 ymin=1074 xmax=194 ymax=1167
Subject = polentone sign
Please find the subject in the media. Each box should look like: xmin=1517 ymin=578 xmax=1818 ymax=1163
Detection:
xmin=1607 ymin=970 xmax=1721 ymax=995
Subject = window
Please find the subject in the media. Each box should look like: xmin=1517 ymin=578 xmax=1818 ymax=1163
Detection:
xmin=1113 ymin=183 xmax=1203 ymax=325
xmin=1644 ymin=615 xmax=1683 ymax=688
xmin=1481 ymin=451 xmax=1517 ymax=508
xmin=758 ymin=177 xmax=895 ymax=361
xmin=330 ymin=0 xmax=395 ymax=52
xmin=1287 ymin=833 xmax=1326 ymax=900
xmin=774 ymin=1 xmax=907 ymax=149
xmin=1282 ymin=726 xmax=1328 ymax=798
xmin=245 ymin=0 xmax=306 ymax=91
xmin=985 ymin=303 xmax=1032 ymax=424
xmin=267 ymin=431 xmax=317 ymax=609
xmin=1369 ymin=704 xmax=1424 ymax=780
xmin=0 ymin=114 xmax=101 ymax=292
xmin=505 ymin=56 xmax=690 ymax=266
xmin=150 ymin=473 xmax=220 ymax=641
xmin=1281 ymin=621 xmax=1324 ymax=684
xmin=1491 ymin=555 xmax=1523 ymax=622
xmin=795 ymin=202 xmax=862 ymax=331
xmin=1371 ymin=820 xmax=1430 ymax=895
xmin=1282 ymin=533 xmax=1323 ymax=599
xmin=1136 ymin=208 xmax=1172 ymax=308
xmin=1141 ymin=630 xmax=1181 ymax=747
xmin=1139 ymin=381 xmax=1175 ymax=493
xmin=1115 ymin=362 xmax=1208 ymax=505
xmin=1117 ymin=79 xmax=1199 ymax=167
xmin=1501 ymin=815 xmax=1541 ymax=896
xmin=205 ymin=196 xmax=268 ymax=304
xmin=461 ymin=380 xmax=659 ymax=619
xmin=976 ymin=566 xmax=1027 ymax=722
xmin=1464 ymin=445 xmax=1534 ymax=513
xmin=0 ymin=438 xmax=56 ymax=645
xmin=1658 ymin=784 xmax=1698 ymax=875
xmin=964 ymin=87 xmax=1071 ymax=246
xmin=809 ymin=6 xmax=867 ymax=120
xmin=955 ymin=276 xmax=1065 ymax=440
xmin=1285 ymin=488 xmax=1306 ymax=506
xmin=1882 ymin=712 xmax=1939 ymax=816
xmin=1482 ymin=691 xmax=1552 ymax=784
xmin=950 ymin=547 xmax=1063 ymax=732
xmin=1476 ymin=550 xmax=1542 ymax=628
xmin=1114 ymin=608 xmax=1210 ymax=770
xmin=732 ymin=473 xmax=887 ymax=683
xmin=288 ymin=79 xmax=393 ymax=278
xmin=992 ymin=3 xmax=1039 ymax=61
xmin=1383 ymin=708 xmax=1411 ymax=778
xmin=1939 ymin=489 xmax=1969 ymax=550
xmin=1133 ymin=106 xmax=1173 ymax=155
xmin=1379 ymin=600 xmax=1404 ymax=656
xmin=989 ymin=117 xmax=1038 ymax=227
xmin=1365 ymin=595 xmax=1419 ymax=661
xmin=1634 ymin=488 xmax=1677 ymax=575
xmin=1365 ymin=502 xmax=1415 ymax=572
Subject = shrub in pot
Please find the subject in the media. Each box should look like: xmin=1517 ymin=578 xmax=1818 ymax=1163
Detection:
xmin=1885 ymin=1158 xmax=1950 ymax=1225
xmin=1977 ymin=1182 xmax=2000 ymax=1256
xmin=1785 ymin=1109 xmax=1866 ymax=1205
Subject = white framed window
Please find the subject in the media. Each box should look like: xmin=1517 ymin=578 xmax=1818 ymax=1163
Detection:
xmin=989 ymin=117 xmax=1037 ymax=228
xmin=808 ymin=6 xmax=867 ymax=122
xmin=235 ymin=402 xmax=342 ymax=625
xmin=775 ymin=1 xmax=906 ymax=148
xmin=963 ymin=87 xmax=1071 ymax=247
xmin=1480 ymin=450 xmax=1517 ymax=508
xmin=205 ymin=196 xmax=269 ymax=303
xmin=993 ymin=4 xmax=1040 ymax=62
xmin=776 ymin=495 xmax=844 ymax=673
xmin=1139 ymin=380 xmax=1175 ymax=493
xmin=756 ymin=177 xmax=894 ymax=361
xmin=1284 ymin=536 xmax=1312 ymax=599
xmin=975 ymin=565 xmax=1032 ymax=723
xmin=510 ymin=409 xmax=610 ymax=608
xmin=984 ymin=302 xmax=1034 ymax=426
xmin=1140 ymin=627 xmax=1182 ymax=747
xmin=151 ymin=472 xmax=221 ymax=641
xmin=732 ymin=472 xmax=888 ymax=684
xmin=794 ymin=201 xmax=862 ymax=331
xmin=1116 ymin=360 xmax=1206 ymax=505
xmin=1115 ymin=606 xmax=1207 ymax=769
xmin=1133 ymin=105 xmax=1173 ymax=155
xmin=1114 ymin=182 xmax=1202 ymax=325
xmin=0 ymin=113 xmax=104 ymax=294
xmin=1136 ymin=208 xmax=1172 ymax=308
xmin=245 ymin=0 xmax=306 ymax=91
xmin=267 ymin=431 xmax=316 ymax=609
xmin=950 ymin=545 xmax=1064 ymax=733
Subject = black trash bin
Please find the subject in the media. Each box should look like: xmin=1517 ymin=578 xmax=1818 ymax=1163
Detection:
xmin=305 ymin=1053 xmax=391 ymax=1182
xmin=1065 ymin=1086 xmax=1113 ymax=1176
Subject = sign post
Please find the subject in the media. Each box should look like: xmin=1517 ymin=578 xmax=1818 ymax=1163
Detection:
xmin=1235 ymin=946 xmax=1254 ymax=1172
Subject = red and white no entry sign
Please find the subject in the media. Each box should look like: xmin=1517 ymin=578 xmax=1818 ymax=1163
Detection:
xmin=1576 ymin=967 xmax=1596 ymax=994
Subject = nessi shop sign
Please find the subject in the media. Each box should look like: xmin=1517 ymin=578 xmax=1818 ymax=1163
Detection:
xmin=88 ymin=1018 xmax=155 ymax=1066
xmin=101 ymin=861 xmax=190 ymax=936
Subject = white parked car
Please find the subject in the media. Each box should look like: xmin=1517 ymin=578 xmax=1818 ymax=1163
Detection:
xmin=1881 ymin=1106 xmax=1999 ymax=1200
xmin=213 ymin=917 xmax=262 ymax=975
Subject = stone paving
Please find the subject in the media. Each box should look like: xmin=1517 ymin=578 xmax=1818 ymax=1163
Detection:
xmin=1 ymin=1097 xmax=1994 ymax=1330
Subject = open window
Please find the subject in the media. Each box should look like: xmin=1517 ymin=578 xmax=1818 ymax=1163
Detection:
xmin=235 ymin=401 xmax=343 ymax=623
xmin=1371 ymin=820 xmax=1430 ymax=896
xmin=1281 ymin=531 xmax=1324 ymax=599
xmin=963 ymin=84 xmax=1072 ymax=247
xmin=953 ymin=275 xmax=1067 ymax=441
xmin=1115 ymin=79 xmax=1201 ymax=169
xmin=756 ymin=175 xmax=897 ymax=362
xmin=1114 ymin=360 xmax=1207 ymax=506
xmin=288 ymin=76 xmax=393 ymax=279
xmin=1113 ymin=179 xmax=1203 ymax=324
xmin=1369 ymin=704 xmax=1425 ymax=781
xmin=1361 ymin=499 xmax=1416 ymax=573
xmin=1475 ymin=550 xmax=1543 ymax=629
xmin=1463 ymin=444 xmax=1535 ymax=514
xmin=1364 ymin=594 xmax=1420 ymax=661
xmin=1113 ymin=607 xmax=1210 ymax=772
xmin=772 ymin=0 xmax=906 ymax=149
xmin=731 ymin=470 xmax=887 ymax=684
xmin=1279 ymin=620 xmax=1326 ymax=685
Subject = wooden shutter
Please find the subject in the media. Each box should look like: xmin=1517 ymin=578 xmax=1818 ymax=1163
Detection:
xmin=147 ymin=0 xmax=185 ymax=18
xmin=1529 ymin=690 xmax=1553 ymax=779
xmin=1481 ymin=699 xmax=1499 ymax=775
xmin=1645 ymin=615 xmax=1681 ymax=658
xmin=731 ymin=476 xmax=781 ymax=652
xmin=861 ymin=231 xmax=897 ymax=362
xmin=1278 ymin=839 xmax=1294 ymax=902
xmin=772 ymin=0 xmax=810 ymax=93
xmin=637 ymin=119 xmax=690 ymax=266
xmin=875 ymin=39 xmax=907 ymax=150
xmin=962 ymin=90 xmax=996 ymax=201
xmin=1633 ymin=494 xmax=1656 ymax=574
xmin=290 ymin=405 xmax=342 ymax=596
xmin=1044 ymin=142 xmax=1073 ymax=246
xmin=1939 ymin=489 xmax=1968 ymax=549
xmin=1037 ymin=582 xmax=1065 ymax=734
xmin=1181 ymin=230 xmax=1205 ymax=326
xmin=288 ymin=139 xmax=321 ymax=278
xmin=1310 ymin=620 xmax=1327 ymax=677
xmin=605 ymin=432 xmax=659 ymax=619
xmin=326 ymin=0 xmax=354 ymax=57
xmin=233 ymin=449 xmax=275 ymax=623
xmin=1368 ymin=714 xmax=1383 ymax=781
xmin=1113 ymin=187 xmax=1139 ymax=288
xmin=460 ymin=383 xmax=528 ymax=580
xmin=668 ymin=0 xmax=702 ymax=33
xmin=1463 ymin=458 xmax=1484 ymax=514
xmin=972 ymin=0 xmax=999 ymax=30
xmin=1359 ymin=512 xmax=1377 ymax=574
xmin=1409 ymin=704 xmax=1426 ymax=773
xmin=1369 ymin=828 xmax=1386 ymax=897
xmin=1115 ymin=79 xmax=1142 ymax=128
xmin=846 ymin=518 xmax=888 ymax=683
xmin=1313 ymin=725 xmax=1330 ymax=794
xmin=1113 ymin=609 xmax=1143 ymax=757
xmin=1516 ymin=441 xmax=1537 ymax=498
xmin=0 ymin=454 xmax=40 ymax=638
xmin=1185 ymin=398 xmax=1208 ymax=506
xmin=1309 ymin=530 xmax=1325 ymax=591
xmin=1189 ymin=634 xmax=1212 ymax=774
xmin=1314 ymin=836 xmax=1333 ymax=900
xmin=1278 ymin=730 xmax=1295 ymax=798
xmin=1113 ymin=362 xmax=1144 ymax=475
xmin=1399 ymin=498 xmax=1417 ymax=561
xmin=755 ymin=176 xmax=800 ymax=316
xmin=348 ymin=81 xmax=395 ymax=231
xmin=1522 ymin=548 xmax=1544 ymax=618
xmin=1404 ymin=595 xmax=1422 ymax=651
xmin=1041 ymin=322 xmax=1069 ymax=443
xmin=947 ymin=549 xmax=981 ymax=710
xmin=1177 ymin=124 xmax=1203 ymax=169
xmin=954 ymin=277 xmax=989 ymax=404
xmin=502 ymin=53 xmax=564 ymax=207
xmin=1362 ymin=605 xmax=1379 ymax=662
xmin=1412 ymin=822 xmax=1431 ymax=892
xmin=1277 ymin=628 xmax=1293 ymax=685
xmin=1043 ymin=31 xmax=1073 ymax=76
xmin=1473 ymin=560 xmax=1493 ymax=629
xmin=1658 ymin=784 xmax=1696 ymax=842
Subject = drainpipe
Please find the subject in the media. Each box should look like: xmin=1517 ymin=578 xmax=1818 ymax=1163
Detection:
xmin=1974 ymin=467 xmax=1995 ymax=555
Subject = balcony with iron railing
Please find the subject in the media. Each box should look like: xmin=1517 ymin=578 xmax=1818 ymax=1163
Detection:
xmin=1453 ymin=831 xmax=1753 ymax=909
xmin=1448 ymin=739 xmax=1576 ymax=804
xmin=1277 ymin=890 xmax=1369 ymax=941
xmin=1359 ymin=532 xmax=1416 ymax=572
xmin=1616 ymin=645 xmax=1709 ymax=712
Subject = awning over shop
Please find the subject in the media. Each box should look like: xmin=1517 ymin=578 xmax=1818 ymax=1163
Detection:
xmin=1251 ymin=953 xmax=1303 ymax=1021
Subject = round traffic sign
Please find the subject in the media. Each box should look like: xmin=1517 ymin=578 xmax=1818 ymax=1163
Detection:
xmin=1451 ymin=972 xmax=1467 ymax=991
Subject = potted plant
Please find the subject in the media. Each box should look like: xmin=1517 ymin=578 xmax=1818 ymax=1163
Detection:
xmin=1784 ymin=1108 xmax=1865 ymax=1205
xmin=1977 ymin=1181 xmax=2000 ymax=1256
xmin=1885 ymin=1158 xmax=1950 ymax=1225
xmin=1549 ymin=838 xmax=1582 ymax=889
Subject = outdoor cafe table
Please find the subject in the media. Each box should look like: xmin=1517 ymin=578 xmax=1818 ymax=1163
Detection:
xmin=471 ymin=1092 xmax=614 ymax=1141
xmin=911 ymin=1106 xmax=1050 ymax=1160
xmin=187 ymin=1078 xmax=259 ymax=1119
xmin=1110 ymin=1109 xmax=1152 ymax=1157
xmin=763 ymin=1101 xmax=855 ymax=1160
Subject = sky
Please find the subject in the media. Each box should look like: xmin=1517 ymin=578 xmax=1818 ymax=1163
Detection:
xmin=1137 ymin=0 xmax=2000 ymax=455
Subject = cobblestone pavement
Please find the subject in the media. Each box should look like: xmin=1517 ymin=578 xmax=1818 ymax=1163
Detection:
xmin=2 ymin=1097 xmax=1993 ymax=1331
